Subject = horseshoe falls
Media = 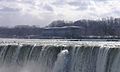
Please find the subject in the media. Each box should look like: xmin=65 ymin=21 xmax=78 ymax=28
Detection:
xmin=0 ymin=39 xmax=120 ymax=72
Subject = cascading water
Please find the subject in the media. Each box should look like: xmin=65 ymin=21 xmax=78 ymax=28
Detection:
xmin=53 ymin=49 xmax=69 ymax=72
xmin=0 ymin=41 xmax=120 ymax=72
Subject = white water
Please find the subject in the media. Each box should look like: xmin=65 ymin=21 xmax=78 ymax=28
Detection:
xmin=0 ymin=39 xmax=119 ymax=72
xmin=53 ymin=50 xmax=69 ymax=72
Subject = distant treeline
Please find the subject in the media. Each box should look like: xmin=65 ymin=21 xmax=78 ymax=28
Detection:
xmin=0 ymin=17 xmax=120 ymax=39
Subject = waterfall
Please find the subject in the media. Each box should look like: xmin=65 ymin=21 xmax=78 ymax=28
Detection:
xmin=53 ymin=49 xmax=69 ymax=72
xmin=0 ymin=44 xmax=119 ymax=72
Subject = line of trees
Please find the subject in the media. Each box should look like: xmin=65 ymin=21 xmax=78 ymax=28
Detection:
xmin=0 ymin=17 xmax=120 ymax=39
xmin=48 ymin=17 xmax=120 ymax=36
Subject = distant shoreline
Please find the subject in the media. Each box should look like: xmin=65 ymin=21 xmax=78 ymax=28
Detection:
xmin=0 ymin=38 xmax=119 ymax=41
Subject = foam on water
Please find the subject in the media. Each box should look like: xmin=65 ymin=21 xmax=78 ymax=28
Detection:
xmin=0 ymin=39 xmax=119 ymax=72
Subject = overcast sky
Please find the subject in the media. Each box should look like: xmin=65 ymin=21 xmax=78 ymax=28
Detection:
xmin=0 ymin=0 xmax=120 ymax=27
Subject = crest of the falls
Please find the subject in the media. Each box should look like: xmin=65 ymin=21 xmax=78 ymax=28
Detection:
xmin=0 ymin=40 xmax=119 ymax=72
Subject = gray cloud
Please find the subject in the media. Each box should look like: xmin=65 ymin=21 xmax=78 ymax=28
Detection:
xmin=94 ymin=0 xmax=110 ymax=2
xmin=111 ymin=7 xmax=120 ymax=14
xmin=0 ymin=0 xmax=16 ymax=2
xmin=0 ymin=0 xmax=120 ymax=27
xmin=0 ymin=12 xmax=50 ymax=27
xmin=68 ymin=1 xmax=90 ymax=10
xmin=52 ymin=0 xmax=66 ymax=5
xmin=68 ymin=1 xmax=90 ymax=6
xmin=0 ymin=7 xmax=20 ymax=12
xmin=43 ymin=4 xmax=53 ymax=12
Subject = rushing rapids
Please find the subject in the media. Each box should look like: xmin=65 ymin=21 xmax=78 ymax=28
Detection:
xmin=0 ymin=39 xmax=120 ymax=72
